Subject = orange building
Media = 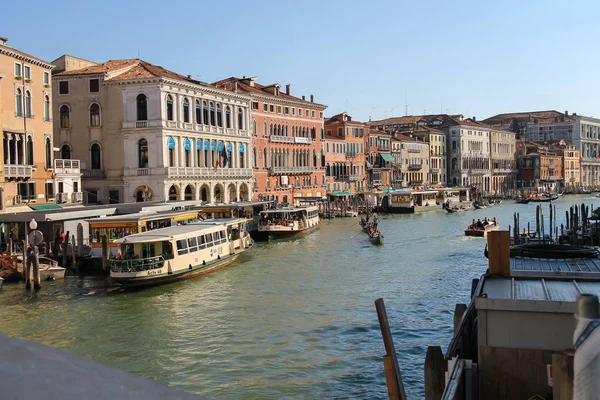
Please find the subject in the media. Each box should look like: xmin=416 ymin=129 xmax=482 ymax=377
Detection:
xmin=213 ymin=77 xmax=327 ymax=205
xmin=323 ymin=112 xmax=368 ymax=194
xmin=367 ymin=129 xmax=393 ymax=188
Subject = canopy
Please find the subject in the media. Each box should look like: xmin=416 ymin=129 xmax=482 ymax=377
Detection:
xmin=329 ymin=192 xmax=352 ymax=197
xmin=380 ymin=153 xmax=394 ymax=162
xmin=29 ymin=204 xmax=62 ymax=211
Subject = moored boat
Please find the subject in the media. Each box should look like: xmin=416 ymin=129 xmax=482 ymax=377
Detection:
xmin=515 ymin=197 xmax=531 ymax=204
xmin=17 ymin=255 xmax=66 ymax=280
xmin=110 ymin=218 xmax=252 ymax=288
xmin=446 ymin=205 xmax=470 ymax=213
xmin=530 ymin=193 xmax=558 ymax=202
xmin=368 ymin=230 xmax=384 ymax=245
xmin=258 ymin=206 xmax=320 ymax=238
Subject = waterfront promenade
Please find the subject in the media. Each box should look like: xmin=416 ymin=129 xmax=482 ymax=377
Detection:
xmin=0 ymin=195 xmax=596 ymax=399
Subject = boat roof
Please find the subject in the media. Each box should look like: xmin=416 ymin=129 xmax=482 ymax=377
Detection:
xmin=114 ymin=218 xmax=249 ymax=244
xmin=192 ymin=201 xmax=272 ymax=210
xmin=260 ymin=206 xmax=318 ymax=214
xmin=412 ymin=190 xmax=438 ymax=195
xmin=87 ymin=210 xmax=199 ymax=223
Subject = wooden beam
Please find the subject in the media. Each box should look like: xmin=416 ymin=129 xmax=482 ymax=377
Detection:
xmin=424 ymin=346 xmax=445 ymax=400
xmin=375 ymin=298 xmax=407 ymax=400
xmin=486 ymin=230 xmax=510 ymax=275
xmin=553 ymin=351 xmax=573 ymax=400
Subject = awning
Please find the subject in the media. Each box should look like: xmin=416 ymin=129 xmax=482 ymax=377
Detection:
xmin=330 ymin=192 xmax=352 ymax=197
xmin=366 ymin=160 xmax=372 ymax=168
xmin=29 ymin=204 xmax=62 ymax=211
xmin=380 ymin=153 xmax=394 ymax=162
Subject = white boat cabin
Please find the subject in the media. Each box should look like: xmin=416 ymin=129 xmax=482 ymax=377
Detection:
xmin=258 ymin=206 xmax=320 ymax=233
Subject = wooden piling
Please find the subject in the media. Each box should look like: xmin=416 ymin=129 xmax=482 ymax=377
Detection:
xmin=32 ymin=243 xmax=40 ymax=290
xmin=375 ymin=298 xmax=407 ymax=400
xmin=62 ymin=231 xmax=69 ymax=268
xmin=76 ymin=223 xmax=84 ymax=259
xmin=101 ymin=235 xmax=109 ymax=270
xmin=552 ymin=351 xmax=573 ymax=400
xmin=424 ymin=346 xmax=445 ymax=400
xmin=487 ymin=230 xmax=510 ymax=275
xmin=23 ymin=235 xmax=30 ymax=288
xmin=453 ymin=303 xmax=467 ymax=335
xmin=71 ymin=235 xmax=76 ymax=267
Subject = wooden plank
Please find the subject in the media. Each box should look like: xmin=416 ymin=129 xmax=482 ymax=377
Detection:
xmin=487 ymin=231 xmax=510 ymax=275
xmin=375 ymin=298 xmax=407 ymax=400
xmin=479 ymin=346 xmax=553 ymax=400
xmin=453 ymin=304 xmax=467 ymax=335
xmin=424 ymin=346 xmax=445 ymax=400
xmin=552 ymin=351 xmax=573 ymax=400
xmin=383 ymin=355 xmax=400 ymax=400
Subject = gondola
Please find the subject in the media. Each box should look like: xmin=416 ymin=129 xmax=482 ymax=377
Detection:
xmin=515 ymin=198 xmax=531 ymax=204
xmin=530 ymin=194 xmax=559 ymax=202
xmin=368 ymin=231 xmax=384 ymax=245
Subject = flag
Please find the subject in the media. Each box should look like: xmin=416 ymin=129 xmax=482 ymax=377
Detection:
xmin=221 ymin=145 xmax=228 ymax=167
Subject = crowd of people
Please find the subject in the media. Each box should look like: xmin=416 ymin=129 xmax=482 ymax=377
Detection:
xmin=469 ymin=217 xmax=497 ymax=230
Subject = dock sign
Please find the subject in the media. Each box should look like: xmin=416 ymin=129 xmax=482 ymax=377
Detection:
xmin=546 ymin=364 xmax=553 ymax=387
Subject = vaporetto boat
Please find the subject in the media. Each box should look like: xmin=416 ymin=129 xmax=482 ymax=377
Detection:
xmin=109 ymin=218 xmax=253 ymax=287
xmin=258 ymin=205 xmax=320 ymax=237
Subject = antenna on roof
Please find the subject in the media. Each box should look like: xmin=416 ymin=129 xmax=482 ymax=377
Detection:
xmin=137 ymin=48 xmax=140 ymax=59
xmin=404 ymin=85 xmax=409 ymax=116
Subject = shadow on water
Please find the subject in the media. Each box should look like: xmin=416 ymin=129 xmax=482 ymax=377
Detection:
xmin=0 ymin=196 xmax=593 ymax=400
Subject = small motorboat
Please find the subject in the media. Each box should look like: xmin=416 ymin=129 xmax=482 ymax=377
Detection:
xmin=368 ymin=230 xmax=384 ymax=245
xmin=446 ymin=205 xmax=470 ymax=213
xmin=17 ymin=255 xmax=66 ymax=280
xmin=465 ymin=221 xmax=500 ymax=237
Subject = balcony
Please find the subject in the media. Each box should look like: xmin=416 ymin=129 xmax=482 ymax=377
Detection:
xmin=492 ymin=168 xmax=513 ymax=174
xmin=408 ymin=149 xmax=421 ymax=153
xmin=349 ymin=174 xmax=360 ymax=181
xmin=122 ymin=120 xmax=163 ymax=129
xmin=82 ymin=169 xmax=106 ymax=179
xmin=54 ymin=159 xmax=80 ymax=175
xmin=123 ymin=167 xmax=253 ymax=179
xmin=430 ymin=168 xmax=440 ymax=173
xmin=5 ymin=165 xmax=33 ymax=180
xmin=269 ymin=135 xmax=313 ymax=144
xmin=268 ymin=166 xmax=314 ymax=176
xmin=71 ymin=192 xmax=83 ymax=203
xmin=371 ymin=180 xmax=383 ymax=186
xmin=408 ymin=164 xmax=423 ymax=171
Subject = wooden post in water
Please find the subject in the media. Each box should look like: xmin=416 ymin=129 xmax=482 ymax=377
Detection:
xmin=62 ymin=231 xmax=69 ymax=268
xmin=487 ymin=230 xmax=510 ymax=275
xmin=101 ymin=235 xmax=109 ymax=270
xmin=71 ymin=235 xmax=76 ymax=267
xmin=424 ymin=346 xmax=445 ymax=400
xmin=550 ymin=203 xmax=553 ymax=241
xmin=23 ymin=235 xmax=30 ymax=288
xmin=453 ymin=303 xmax=467 ymax=335
xmin=375 ymin=298 xmax=407 ymax=400
xmin=77 ymin=223 xmax=84 ymax=259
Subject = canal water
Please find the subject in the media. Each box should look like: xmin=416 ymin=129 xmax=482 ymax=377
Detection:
xmin=0 ymin=195 xmax=597 ymax=399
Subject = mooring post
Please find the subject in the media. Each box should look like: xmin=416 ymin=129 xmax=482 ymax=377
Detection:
xmin=62 ymin=231 xmax=69 ymax=268
xmin=71 ymin=235 xmax=76 ymax=268
xmin=424 ymin=346 xmax=445 ymax=400
xmin=23 ymin=235 xmax=30 ymax=288
xmin=487 ymin=230 xmax=510 ymax=275
xmin=101 ymin=235 xmax=109 ymax=270
xmin=375 ymin=298 xmax=407 ymax=400
xmin=453 ymin=303 xmax=467 ymax=335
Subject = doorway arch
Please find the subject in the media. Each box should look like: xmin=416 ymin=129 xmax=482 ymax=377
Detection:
xmin=184 ymin=184 xmax=194 ymax=200
xmin=168 ymin=185 xmax=179 ymax=201
xmin=228 ymin=183 xmax=237 ymax=202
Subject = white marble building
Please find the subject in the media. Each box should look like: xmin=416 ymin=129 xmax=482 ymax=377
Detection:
xmin=52 ymin=56 xmax=252 ymax=203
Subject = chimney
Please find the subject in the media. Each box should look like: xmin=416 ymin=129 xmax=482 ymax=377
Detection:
xmin=234 ymin=81 xmax=238 ymax=91
xmin=285 ymin=84 xmax=290 ymax=95
xmin=310 ymin=94 xmax=314 ymax=103
xmin=0 ymin=36 xmax=7 ymax=45
xmin=243 ymin=76 xmax=246 ymax=79
xmin=565 ymin=110 xmax=568 ymax=116
xmin=302 ymin=95 xmax=305 ymax=101
xmin=472 ymin=116 xmax=477 ymax=121
xmin=187 ymin=74 xmax=191 ymax=79
xmin=573 ymin=112 xmax=577 ymax=116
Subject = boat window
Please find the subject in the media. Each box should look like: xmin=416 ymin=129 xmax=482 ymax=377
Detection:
xmin=162 ymin=241 xmax=174 ymax=260
xmin=188 ymin=237 xmax=198 ymax=252
xmin=198 ymin=235 xmax=206 ymax=249
xmin=204 ymin=233 xmax=213 ymax=247
xmin=176 ymin=239 xmax=189 ymax=255
xmin=142 ymin=242 xmax=156 ymax=258
xmin=220 ymin=230 xmax=227 ymax=242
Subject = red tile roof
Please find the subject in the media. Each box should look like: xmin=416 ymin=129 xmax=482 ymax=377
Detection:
xmin=54 ymin=58 xmax=199 ymax=83
xmin=368 ymin=114 xmax=463 ymax=127
xmin=213 ymin=77 xmax=325 ymax=107
xmin=482 ymin=110 xmax=575 ymax=125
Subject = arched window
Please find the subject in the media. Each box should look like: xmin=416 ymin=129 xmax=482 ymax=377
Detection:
xmin=91 ymin=143 xmax=101 ymax=169
xmin=263 ymin=148 xmax=267 ymax=168
xmin=203 ymin=101 xmax=209 ymax=124
xmin=195 ymin=100 xmax=201 ymax=124
xmin=210 ymin=102 xmax=215 ymax=126
xmin=44 ymin=95 xmax=50 ymax=122
xmin=451 ymin=157 xmax=458 ymax=171
xmin=45 ymin=138 xmax=52 ymax=169
xmin=90 ymin=103 xmax=100 ymax=127
xmin=15 ymin=89 xmax=23 ymax=116
xmin=61 ymin=144 xmax=71 ymax=159
xmin=136 ymin=94 xmax=147 ymax=121
xmin=217 ymin=104 xmax=223 ymax=127
xmin=238 ymin=109 xmax=243 ymax=129
xmin=226 ymin=106 xmax=232 ymax=128
xmin=16 ymin=136 xmax=24 ymax=164
xmin=138 ymin=138 xmax=148 ymax=168
xmin=183 ymin=98 xmax=190 ymax=123
xmin=25 ymin=91 xmax=32 ymax=118
xmin=60 ymin=105 xmax=70 ymax=128
xmin=166 ymin=95 xmax=174 ymax=121
xmin=26 ymin=137 xmax=33 ymax=165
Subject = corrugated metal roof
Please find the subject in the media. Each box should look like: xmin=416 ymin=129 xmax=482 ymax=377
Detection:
xmin=511 ymin=257 xmax=600 ymax=278
xmin=480 ymin=276 xmax=600 ymax=302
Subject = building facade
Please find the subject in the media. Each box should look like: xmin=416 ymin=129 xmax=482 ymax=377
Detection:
xmin=391 ymin=134 xmax=430 ymax=188
xmin=367 ymin=130 xmax=392 ymax=188
xmin=516 ymin=143 xmax=563 ymax=191
xmin=324 ymin=112 xmax=367 ymax=194
xmin=489 ymin=129 xmax=516 ymax=194
xmin=323 ymin=135 xmax=348 ymax=194
xmin=405 ymin=127 xmax=446 ymax=186
xmin=443 ymin=119 xmax=491 ymax=193
xmin=0 ymin=37 xmax=55 ymax=209
xmin=52 ymin=57 xmax=253 ymax=204
xmin=561 ymin=144 xmax=581 ymax=189
xmin=213 ymin=77 xmax=327 ymax=205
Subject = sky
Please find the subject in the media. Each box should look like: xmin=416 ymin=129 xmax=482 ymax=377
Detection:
xmin=3 ymin=0 xmax=600 ymax=122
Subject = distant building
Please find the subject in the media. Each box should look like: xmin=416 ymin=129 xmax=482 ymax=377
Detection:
xmin=323 ymin=112 xmax=368 ymax=194
xmin=368 ymin=114 xmax=463 ymax=132
xmin=0 ymin=36 xmax=56 ymax=210
xmin=482 ymin=110 xmax=571 ymax=138
xmin=52 ymin=56 xmax=253 ymax=204
xmin=489 ymin=129 xmax=517 ymax=195
xmin=214 ymin=77 xmax=327 ymax=205
xmin=549 ymin=142 xmax=581 ymax=189
xmin=395 ymin=126 xmax=446 ymax=186
xmin=516 ymin=142 xmax=563 ymax=191
xmin=367 ymin=130 xmax=392 ymax=188
xmin=390 ymin=133 xmax=430 ymax=188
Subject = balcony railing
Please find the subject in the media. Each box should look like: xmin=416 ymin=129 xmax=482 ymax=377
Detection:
xmin=5 ymin=165 xmax=33 ymax=180
xmin=408 ymin=164 xmax=423 ymax=171
xmin=82 ymin=169 xmax=106 ymax=179
xmin=54 ymin=159 xmax=80 ymax=175
xmin=269 ymin=135 xmax=295 ymax=144
xmin=269 ymin=166 xmax=314 ymax=175
xmin=349 ymin=174 xmax=360 ymax=181
xmin=55 ymin=193 xmax=69 ymax=204
xmin=492 ymin=168 xmax=513 ymax=174
xmin=430 ymin=168 xmax=440 ymax=173
xmin=71 ymin=192 xmax=83 ymax=203
xmin=408 ymin=149 xmax=421 ymax=153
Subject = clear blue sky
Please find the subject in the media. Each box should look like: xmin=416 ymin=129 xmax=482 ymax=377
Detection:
xmin=3 ymin=0 xmax=599 ymax=122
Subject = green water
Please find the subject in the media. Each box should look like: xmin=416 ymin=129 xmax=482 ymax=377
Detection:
xmin=0 ymin=195 xmax=596 ymax=399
